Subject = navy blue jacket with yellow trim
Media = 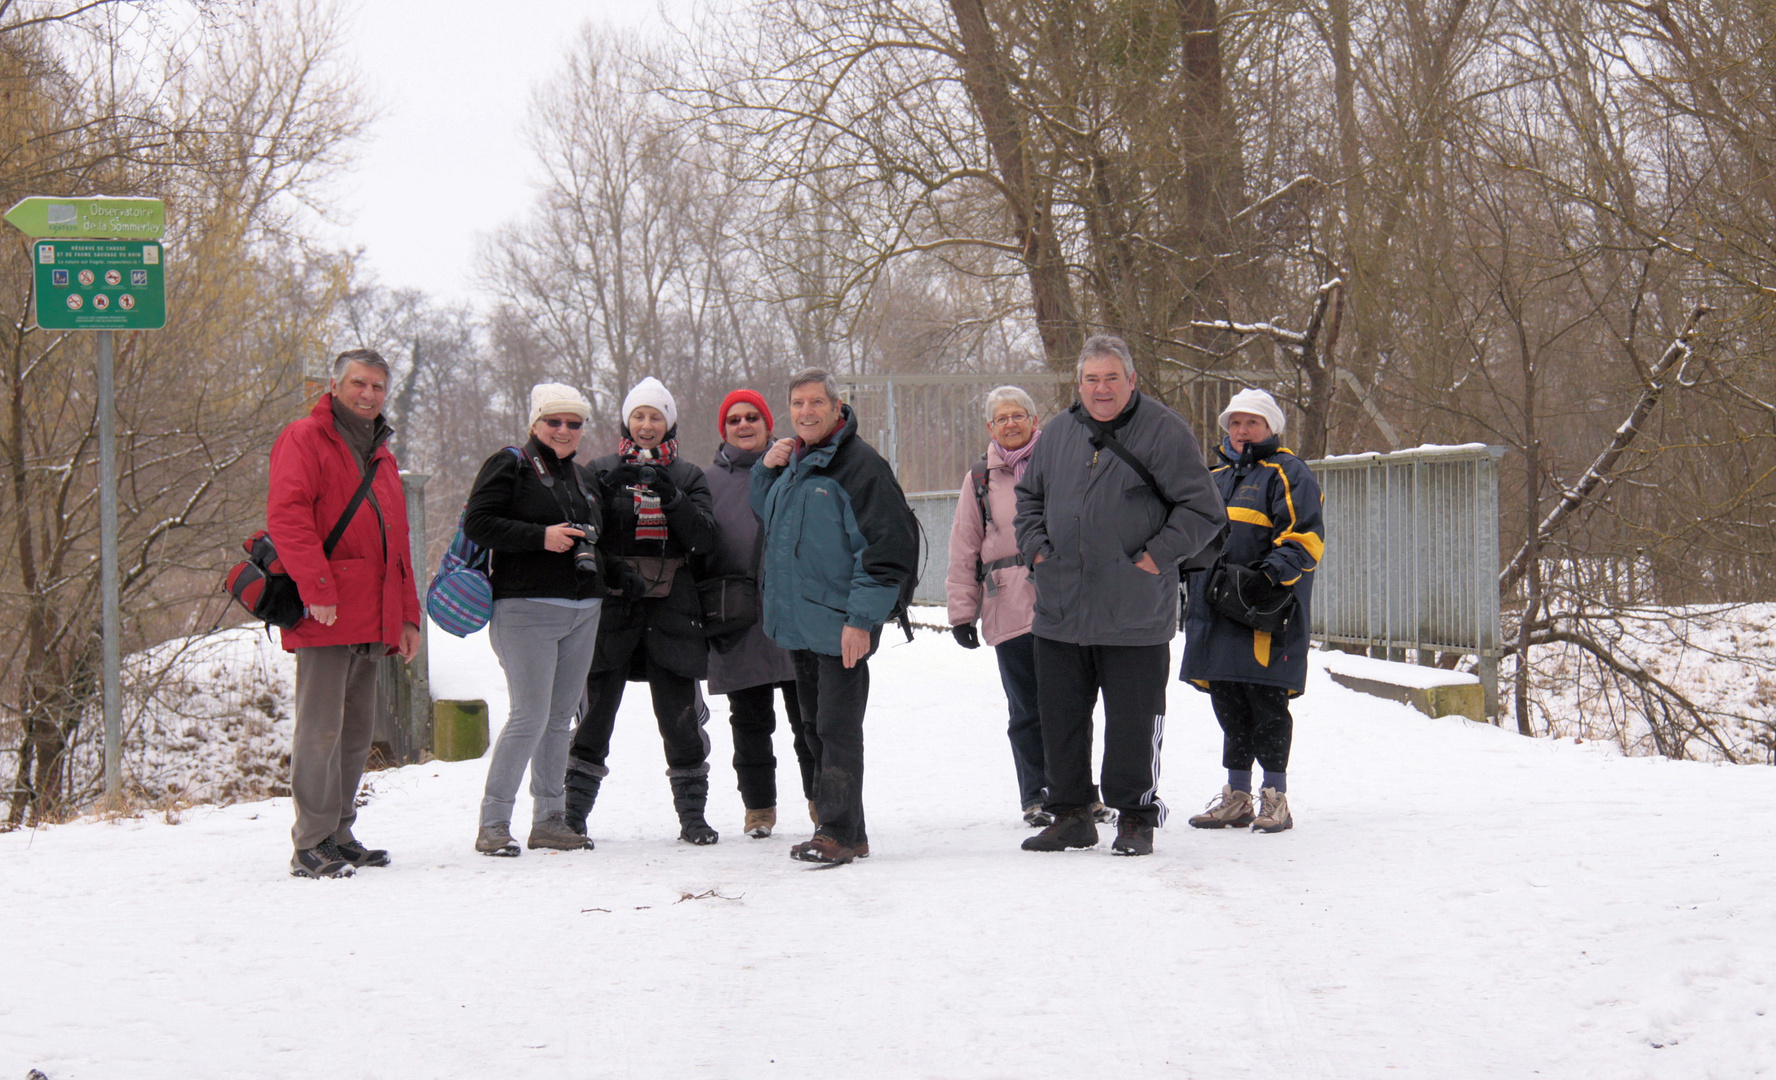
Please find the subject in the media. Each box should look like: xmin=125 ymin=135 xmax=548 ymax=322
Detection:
xmin=1181 ymin=435 xmax=1325 ymax=694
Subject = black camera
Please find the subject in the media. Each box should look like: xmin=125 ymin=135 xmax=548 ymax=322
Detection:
xmin=568 ymin=523 xmax=600 ymax=575
xmin=635 ymin=465 xmax=659 ymax=485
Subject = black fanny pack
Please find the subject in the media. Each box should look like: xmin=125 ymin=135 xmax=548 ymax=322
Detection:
xmin=1203 ymin=560 xmax=1297 ymax=636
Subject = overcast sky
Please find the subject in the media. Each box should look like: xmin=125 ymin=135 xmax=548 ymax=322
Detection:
xmin=321 ymin=0 xmax=685 ymax=310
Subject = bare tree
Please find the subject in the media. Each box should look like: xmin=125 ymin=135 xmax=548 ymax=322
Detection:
xmin=0 ymin=3 xmax=369 ymax=824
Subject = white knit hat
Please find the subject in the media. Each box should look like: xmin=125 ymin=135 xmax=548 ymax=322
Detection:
xmin=1218 ymin=387 xmax=1285 ymax=436
xmin=621 ymin=376 xmax=677 ymax=432
xmin=528 ymin=382 xmax=592 ymax=428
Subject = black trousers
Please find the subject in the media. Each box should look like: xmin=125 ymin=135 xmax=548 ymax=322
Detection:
xmin=570 ymin=660 xmax=710 ymax=774
xmin=1208 ymin=681 xmax=1293 ymax=774
xmin=1034 ymin=636 xmax=1170 ymax=826
xmin=727 ymin=680 xmax=815 ymax=809
xmin=791 ymin=649 xmax=870 ymax=847
xmin=994 ymin=633 xmax=1047 ymax=809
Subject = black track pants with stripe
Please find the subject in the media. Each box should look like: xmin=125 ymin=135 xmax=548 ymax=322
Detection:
xmin=1034 ymin=637 xmax=1170 ymax=827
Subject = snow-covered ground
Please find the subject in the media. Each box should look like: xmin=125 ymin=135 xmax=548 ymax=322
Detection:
xmin=1524 ymin=602 xmax=1776 ymax=761
xmin=5 ymin=626 xmax=1775 ymax=1079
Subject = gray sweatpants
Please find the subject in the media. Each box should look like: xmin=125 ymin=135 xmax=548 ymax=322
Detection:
xmin=291 ymin=643 xmax=384 ymax=850
xmin=482 ymin=598 xmax=603 ymax=827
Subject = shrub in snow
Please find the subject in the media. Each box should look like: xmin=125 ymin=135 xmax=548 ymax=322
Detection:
xmin=65 ymin=627 xmax=296 ymax=812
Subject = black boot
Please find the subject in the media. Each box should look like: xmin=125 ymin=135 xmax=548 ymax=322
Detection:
xmin=564 ymin=761 xmax=605 ymax=835
xmin=669 ymin=769 xmax=719 ymax=845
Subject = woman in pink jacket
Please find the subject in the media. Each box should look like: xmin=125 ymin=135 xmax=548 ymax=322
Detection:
xmin=946 ymin=385 xmax=1052 ymax=826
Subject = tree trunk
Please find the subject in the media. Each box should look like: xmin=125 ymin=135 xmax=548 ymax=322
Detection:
xmin=946 ymin=0 xmax=1081 ymax=366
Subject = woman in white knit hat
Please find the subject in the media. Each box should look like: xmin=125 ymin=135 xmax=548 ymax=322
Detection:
xmin=564 ymin=376 xmax=722 ymax=845
xmin=1181 ymin=387 xmax=1324 ymax=835
xmin=461 ymin=382 xmax=606 ymax=856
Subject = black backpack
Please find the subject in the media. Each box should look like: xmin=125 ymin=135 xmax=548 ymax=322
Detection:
xmin=889 ymin=492 xmax=923 ymax=643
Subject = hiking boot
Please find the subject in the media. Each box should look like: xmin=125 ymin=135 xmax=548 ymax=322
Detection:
xmin=1252 ymin=788 xmax=1293 ymax=833
xmin=745 ymin=807 xmax=776 ymax=839
xmin=790 ymin=833 xmax=856 ymax=864
xmin=330 ymin=838 xmax=396 ymax=863
xmin=1023 ymin=803 xmax=1056 ymax=827
xmin=475 ymin=822 xmax=520 ymax=857
xmin=1020 ymin=808 xmax=1098 ymax=852
xmin=1188 ymin=785 xmax=1256 ymax=829
xmin=1112 ymin=817 xmax=1155 ymax=856
xmin=1089 ymin=801 xmax=1117 ymax=824
xmin=324 ymin=836 xmax=390 ymax=868
xmin=290 ymin=846 xmax=354 ymax=879
xmin=528 ymin=811 xmax=593 ymax=851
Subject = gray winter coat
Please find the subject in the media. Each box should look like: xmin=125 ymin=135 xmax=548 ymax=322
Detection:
xmin=1014 ymin=392 xmax=1226 ymax=647
xmin=703 ymin=442 xmax=796 ymax=695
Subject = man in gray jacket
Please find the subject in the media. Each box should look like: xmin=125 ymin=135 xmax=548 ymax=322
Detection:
xmin=1014 ymin=334 xmax=1226 ymax=856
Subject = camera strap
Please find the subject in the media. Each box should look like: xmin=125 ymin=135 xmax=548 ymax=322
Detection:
xmin=524 ymin=447 xmax=592 ymax=524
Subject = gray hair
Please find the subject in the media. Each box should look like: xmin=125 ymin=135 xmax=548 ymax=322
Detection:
xmin=983 ymin=384 xmax=1038 ymax=422
xmin=788 ymin=367 xmax=841 ymax=404
xmin=1074 ymin=334 xmax=1135 ymax=381
xmin=333 ymin=348 xmax=390 ymax=380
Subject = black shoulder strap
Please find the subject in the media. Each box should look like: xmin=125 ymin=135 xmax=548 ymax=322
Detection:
xmin=970 ymin=457 xmax=992 ymax=526
xmin=321 ymin=458 xmax=381 ymax=558
xmin=1094 ymin=431 xmax=1175 ymax=511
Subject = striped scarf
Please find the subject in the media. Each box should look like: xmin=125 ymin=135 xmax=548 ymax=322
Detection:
xmin=619 ymin=437 xmax=677 ymax=542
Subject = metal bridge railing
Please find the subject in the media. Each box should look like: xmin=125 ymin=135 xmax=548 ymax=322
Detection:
xmin=1309 ymin=444 xmax=1505 ymax=714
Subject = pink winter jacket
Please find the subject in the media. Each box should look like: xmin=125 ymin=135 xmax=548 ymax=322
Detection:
xmin=946 ymin=439 xmax=1037 ymax=646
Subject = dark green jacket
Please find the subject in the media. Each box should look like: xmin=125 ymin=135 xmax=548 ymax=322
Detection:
xmin=750 ymin=406 xmax=918 ymax=657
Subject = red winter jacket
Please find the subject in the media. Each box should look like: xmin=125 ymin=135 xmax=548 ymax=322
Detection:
xmin=267 ymin=394 xmax=422 ymax=653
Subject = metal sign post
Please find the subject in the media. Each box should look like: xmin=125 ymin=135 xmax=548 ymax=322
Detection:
xmin=6 ymin=195 xmax=166 ymax=808
xmin=98 ymin=329 xmax=121 ymax=804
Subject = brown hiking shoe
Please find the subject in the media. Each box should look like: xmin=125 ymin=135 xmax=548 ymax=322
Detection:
xmin=528 ymin=812 xmax=593 ymax=851
xmin=1188 ymin=785 xmax=1256 ymax=829
xmin=1112 ymin=817 xmax=1154 ymax=856
xmin=475 ymin=822 xmax=520 ymax=857
xmin=745 ymin=806 xmax=776 ymax=839
xmin=1252 ymin=788 xmax=1293 ymax=833
xmin=790 ymin=833 xmax=856 ymax=864
xmin=1020 ymin=808 xmax=1098 ymax=852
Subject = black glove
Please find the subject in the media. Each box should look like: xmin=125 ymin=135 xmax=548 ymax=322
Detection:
xmin=605 ymin=463 xmax=642 ymax=488
xmin=645 ymin=467 xmax=680 ymax=506
xmin=951 ymin=623 xmax=980 ymax=649
xmin=608 ymin=559 xmax=652 ymax=599
xmin=1252 ymin=561 xmax=1279 ymax=585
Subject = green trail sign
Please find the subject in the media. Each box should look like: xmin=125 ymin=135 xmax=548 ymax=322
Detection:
xmin=33 ymin=240 xmax=166 ymax=330
xmin=4 ymin=196 xmax=165 ymax=239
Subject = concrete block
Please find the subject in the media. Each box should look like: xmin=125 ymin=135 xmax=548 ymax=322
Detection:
xmin=433 ymin=699 xmax=489 ymax=761
xmin=1326 ymin=671 xmax=1486 ymax=724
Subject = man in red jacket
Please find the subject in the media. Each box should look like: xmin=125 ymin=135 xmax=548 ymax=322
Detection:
xmin=267 ymin=348 xmax=423 ymax=878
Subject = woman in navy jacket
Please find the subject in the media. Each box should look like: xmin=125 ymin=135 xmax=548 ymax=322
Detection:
xmin=1182 ymin=389 xmax=1324 ymax=835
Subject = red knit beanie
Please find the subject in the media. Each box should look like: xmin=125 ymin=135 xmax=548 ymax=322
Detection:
xmin=717 ymin=389 xmax=774 ymax=440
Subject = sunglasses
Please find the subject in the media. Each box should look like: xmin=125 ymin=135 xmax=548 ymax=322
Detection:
xmin=541 ymin=418 xmax=584 ymax=430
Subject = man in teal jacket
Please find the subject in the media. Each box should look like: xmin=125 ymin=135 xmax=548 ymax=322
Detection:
xmin=752 ymin=368 xmax=918 ymax=865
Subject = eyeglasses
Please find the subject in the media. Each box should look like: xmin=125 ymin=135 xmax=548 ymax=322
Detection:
xmin=541 ymin=418 xmax=584 ymax=430
xmin=988 ymin=412 xmax=1032 ymax=428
